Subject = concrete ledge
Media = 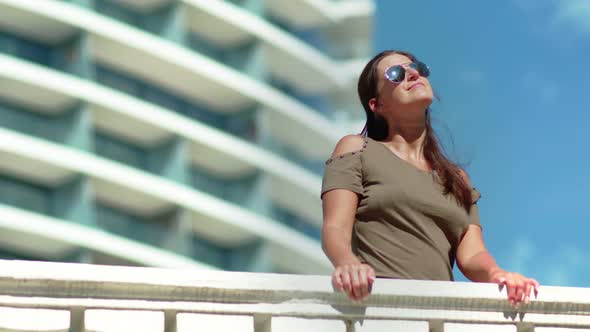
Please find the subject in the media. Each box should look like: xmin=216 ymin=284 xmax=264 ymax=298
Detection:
xmin=0 ymin=260 xmax=589 ymax=331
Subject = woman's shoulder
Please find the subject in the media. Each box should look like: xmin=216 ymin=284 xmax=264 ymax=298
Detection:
xmin=325 ymin=135 xmax=369 ymax=165
xmin=332 ymin=135 xmax=368 ymax=156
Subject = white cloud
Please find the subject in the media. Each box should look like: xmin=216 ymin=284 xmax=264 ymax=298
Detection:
xmin=552 ymin=0 xmax=590 ymax=35
xmin=505 ymin=238 xmax=535 ymax=273
xmin=537 ymin=244 xmax=588 ymax=286
xmin=513 ymin=0 xmax=590 ymax=37
xmin=502 ymin=240 xmax=588 ymax=287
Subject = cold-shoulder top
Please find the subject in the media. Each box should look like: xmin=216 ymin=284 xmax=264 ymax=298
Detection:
xmin=321 ymin=136 xmax=482 ymax=281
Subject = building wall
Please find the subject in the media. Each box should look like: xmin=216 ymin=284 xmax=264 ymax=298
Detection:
xmin=0 ymin=0 xmax=374 ymax=273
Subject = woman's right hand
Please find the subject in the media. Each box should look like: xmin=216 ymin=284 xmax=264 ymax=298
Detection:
xmin=332 ymin=263 xmax=376 ymax=302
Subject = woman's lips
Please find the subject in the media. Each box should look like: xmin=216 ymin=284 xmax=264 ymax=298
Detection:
xmin=408 ymin=82 xmax=424 ymax=90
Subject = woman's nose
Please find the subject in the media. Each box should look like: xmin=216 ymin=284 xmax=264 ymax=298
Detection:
xmin=406 ymin=66 xmax=420 ymax=81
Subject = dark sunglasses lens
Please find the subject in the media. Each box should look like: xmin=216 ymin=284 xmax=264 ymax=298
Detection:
xmin=385 ymin=66 xmax=405 ymax=82
xmin=416 ymin=62 xmax=430 ymax=77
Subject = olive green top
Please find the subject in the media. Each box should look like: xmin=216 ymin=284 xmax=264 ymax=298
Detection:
xmin=321 ymin=136 xmax=482 ymax=281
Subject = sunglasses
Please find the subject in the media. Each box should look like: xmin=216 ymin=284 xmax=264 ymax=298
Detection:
xmin=384 ymin=61 xmax=430 ymax=83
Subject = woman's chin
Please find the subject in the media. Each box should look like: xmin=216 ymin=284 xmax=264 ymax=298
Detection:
xmin=410 ymin=95 xmax=433 ymax=109
xmin=414 ymin=90 xmax=434 ymax=101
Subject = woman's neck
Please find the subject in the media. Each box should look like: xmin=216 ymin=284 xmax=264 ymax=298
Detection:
xmin=382 ymin=125 xmax=428 ymax=161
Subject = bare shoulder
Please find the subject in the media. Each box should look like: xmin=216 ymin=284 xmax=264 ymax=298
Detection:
xmin=331 ymin=134 xmax=367 ymax=158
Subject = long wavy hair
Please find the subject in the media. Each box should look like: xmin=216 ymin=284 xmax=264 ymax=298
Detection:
xmin=358 ymin=50 xmax=474 ymax=213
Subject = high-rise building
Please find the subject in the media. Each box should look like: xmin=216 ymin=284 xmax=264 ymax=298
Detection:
xmin=0 ymin=0 xmax=374 ymax=274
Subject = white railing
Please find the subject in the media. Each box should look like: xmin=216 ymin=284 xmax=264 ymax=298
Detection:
xmin=0 ymin=260 xmax=588 ymax=332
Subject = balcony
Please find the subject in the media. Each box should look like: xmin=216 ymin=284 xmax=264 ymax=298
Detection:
xmin=0 ymin=260 xmax=588 ymax=331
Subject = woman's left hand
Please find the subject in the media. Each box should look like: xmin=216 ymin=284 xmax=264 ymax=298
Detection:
xmin=489 ymin=268 xmax=540 ymax=306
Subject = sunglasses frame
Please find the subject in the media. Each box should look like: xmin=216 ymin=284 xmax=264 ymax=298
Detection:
xmin=384 ymin=61 xmax=430 ymax=84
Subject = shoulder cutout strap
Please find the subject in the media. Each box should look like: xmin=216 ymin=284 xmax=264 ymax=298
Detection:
xmin=325 ymin=135 xmax=368 ymax=165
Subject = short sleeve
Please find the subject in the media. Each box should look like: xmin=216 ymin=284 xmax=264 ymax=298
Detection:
xmin=471 ymin=187 xmax=482 ymax=205
xmin=468 ymin=187 xmax=482 ymax=228
xmin=321 ymin=152 xmax=363 ymax=198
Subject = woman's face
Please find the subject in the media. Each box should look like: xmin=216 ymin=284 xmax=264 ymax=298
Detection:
xmin=372 ymin=54 xmax=434 ymax=118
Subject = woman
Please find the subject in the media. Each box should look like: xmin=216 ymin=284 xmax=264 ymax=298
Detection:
xmin=321 ymin=50 xmax=538 ymax=305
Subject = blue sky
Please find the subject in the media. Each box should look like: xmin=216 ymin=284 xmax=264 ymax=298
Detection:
xmin=374 ymin=0 xmax=590 ymax=286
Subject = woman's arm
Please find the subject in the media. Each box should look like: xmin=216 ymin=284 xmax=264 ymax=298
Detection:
xmin=321 ymin=135 xmax=375 ymax=302
xmin=456 ymin=170 xmax=539 ymax=306
xmin=456 ymin=225 xmax=498 ymax=282
xmin=322 ymin=189 xmax=375 ymax=302
xmin=322 ymin=189 xmax=362 ymax=267
xmin=456 ymin=225 xmax=539 ymax=305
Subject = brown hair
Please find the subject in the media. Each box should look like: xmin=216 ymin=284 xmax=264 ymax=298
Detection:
xmin=358 ymin=50 xmax=474 ymax=213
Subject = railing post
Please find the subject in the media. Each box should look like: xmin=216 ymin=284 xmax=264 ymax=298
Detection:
xmin=69 ymin=307 xmax=84 ymax=332
xmin=254 ymin=313 xmax=271 ymax=332
xmin=164 ymin=310 xmax=177 ymax=332
xmin=429 ymin=319 xmax=444 ymax=332
xmin=517 ymin=322 xmax=534 ymax=332
xmin=345 ymin=320 xmax=356 ymax=332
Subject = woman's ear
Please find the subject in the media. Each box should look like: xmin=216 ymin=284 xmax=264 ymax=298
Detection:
xmin=368 ymin=98 xmax=379 ymax=114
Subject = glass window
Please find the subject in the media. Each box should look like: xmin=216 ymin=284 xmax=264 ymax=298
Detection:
xmin=191 ymin=233 xmax=229 ymax=269
xmin=96 ymin=203 xmax=167 ymax=247
xmin=0 ymin=175 xmax=50 ymax=214
xmin=0 ymin=31 xmax=54 ymax=66
xmin=94 ymin=0 xmax=141 ymax=27
xmin=94 ymin=130 xmax=147 ymax=170
xmin=271 ymin=205 xmax=320 ymax=241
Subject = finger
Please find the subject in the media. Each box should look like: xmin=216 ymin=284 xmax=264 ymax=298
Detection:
xmin=494 ymin=276 xmax=507 ymax=291
xmin=514 ymin=280 xmax=525 ymax=304
xmin=358 ymin=268 xmax=369 ymax=299
xmin=505 ymin=279 xmax=517 ymax=306
xmin=350 ymin=268 xmax=362 ymax=301
xmin=524 ymin=282 xmax=532 ymax=304
xmin=532 ymin=279 xmax=540 ymax=296
xmin=367 ymin=267 xmax=376 ymax=291
xmin=332 ymin=271 xmax=344 ymax=291
xmin=514 ymin=275 xmax=526 ymax=304
xmin=341 ymin=269 xmax=353 ymax=298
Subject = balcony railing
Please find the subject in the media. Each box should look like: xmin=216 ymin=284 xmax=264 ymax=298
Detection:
xmin=0 ymin=259 xmax=588 ymax=331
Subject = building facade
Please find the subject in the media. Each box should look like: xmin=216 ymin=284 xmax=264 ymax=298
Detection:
xmin=0 ymin=0 xmax=374 ymax=274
